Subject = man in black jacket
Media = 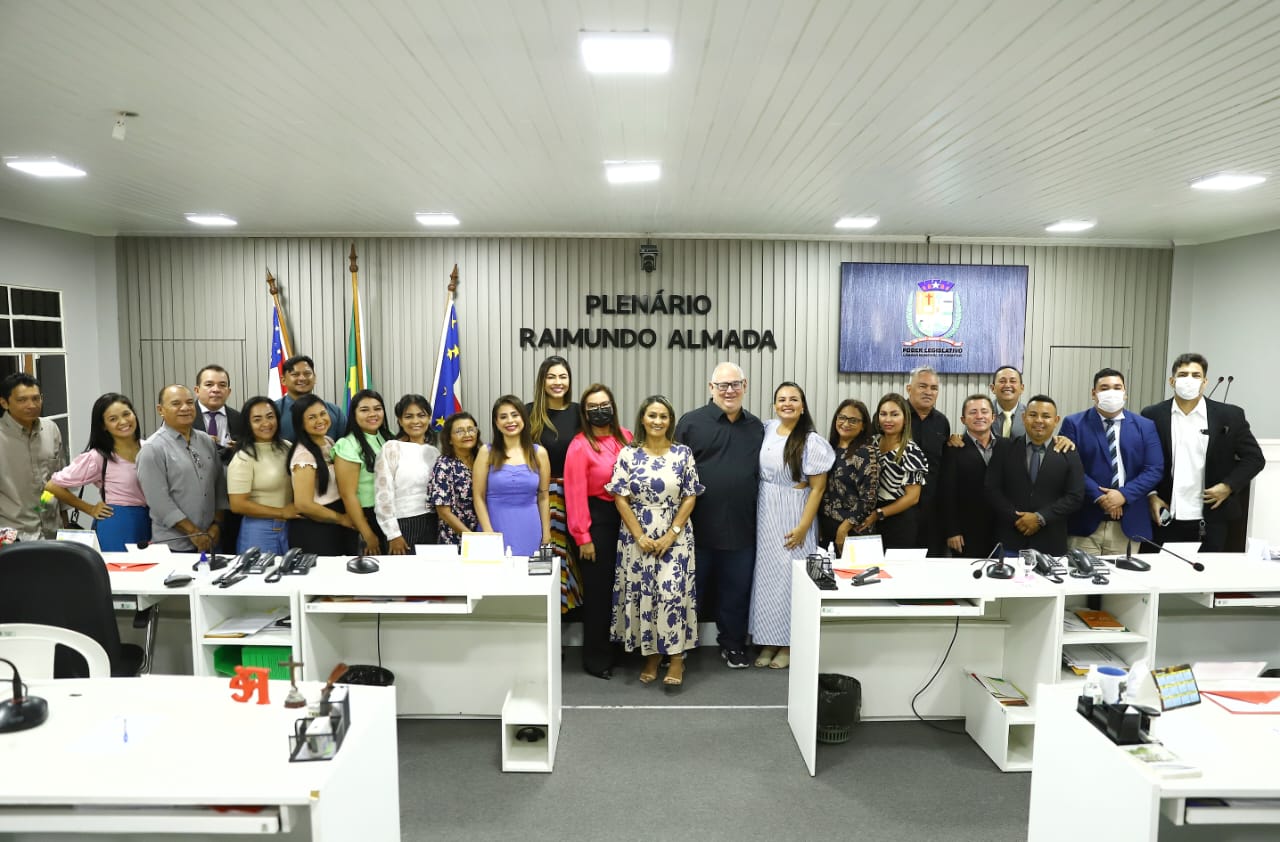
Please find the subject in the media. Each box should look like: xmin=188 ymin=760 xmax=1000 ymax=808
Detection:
xmin=943 ymin=394 xmax=998 ymax=559
xmin=985 ymin=395 xmax=1085 ymax=555
xmin=1140 ymin=353 xmax=1265 ymax=551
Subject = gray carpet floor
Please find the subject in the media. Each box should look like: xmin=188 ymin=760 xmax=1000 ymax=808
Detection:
xmin=396 ymin=648 xmax=1031 ymax=841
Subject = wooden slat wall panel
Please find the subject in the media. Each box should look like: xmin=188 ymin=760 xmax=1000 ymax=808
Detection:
xmin=116 ymin=237 xmax=1172 ymax=437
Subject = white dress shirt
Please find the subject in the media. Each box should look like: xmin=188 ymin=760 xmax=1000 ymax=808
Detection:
xmin=1169 ymin=397 xmax=1208 ymax=520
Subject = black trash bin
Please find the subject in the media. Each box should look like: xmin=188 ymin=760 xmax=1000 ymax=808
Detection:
xmin=337 ymin=664 xmax=395 ymax=686
xmin=817 ymin=673 xmax=861 ymax=744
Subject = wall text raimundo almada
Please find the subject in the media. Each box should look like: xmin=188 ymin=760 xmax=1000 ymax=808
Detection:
xmin=519 ymin=292 xmax=778 ymax=352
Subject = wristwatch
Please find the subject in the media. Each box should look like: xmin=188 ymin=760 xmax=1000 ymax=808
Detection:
xmin=669 ymin=523 xmax=683 ymax=535
xmin=875 ymin=509 xmax=885 ymax=520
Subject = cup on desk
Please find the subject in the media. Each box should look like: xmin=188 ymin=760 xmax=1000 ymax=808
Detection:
xmin=1097 ymin=665 xmax=1127 ymax=704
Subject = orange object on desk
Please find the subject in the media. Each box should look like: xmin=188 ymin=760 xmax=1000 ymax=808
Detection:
xmin=105 ymin=561 xmax=158 ymax=572
xmin=834 ymin=567 xmax=892 ymax=579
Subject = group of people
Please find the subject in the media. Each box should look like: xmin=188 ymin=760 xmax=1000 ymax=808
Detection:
xmin=0 ymin=350 xmax=1264 ymax=686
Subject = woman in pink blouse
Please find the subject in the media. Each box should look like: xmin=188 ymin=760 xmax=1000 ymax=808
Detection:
xmin=563 ymin=383 xmax=632 ymax=679
xmin=45 ymin=392 xmax=150 ymax=551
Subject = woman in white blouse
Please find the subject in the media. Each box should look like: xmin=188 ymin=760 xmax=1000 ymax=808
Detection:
xmin=287 ymin=394 xmax=358 ymax=555
xmin=374 ymin=394 xmax=442 ymax=554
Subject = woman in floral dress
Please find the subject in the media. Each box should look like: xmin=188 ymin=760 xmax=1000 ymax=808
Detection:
xmin=608 ymin=395 xmax=704 ymax=687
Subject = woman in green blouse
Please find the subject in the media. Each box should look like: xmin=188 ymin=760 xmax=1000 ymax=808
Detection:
xmin=334 ymin=389 xmax=393 ymax=554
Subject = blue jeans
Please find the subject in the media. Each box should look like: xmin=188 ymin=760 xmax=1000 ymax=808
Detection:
xmin=237 ymin=517 xmax=290 ymax=555
xmin=694 ymin=544 xmax=755 ymax=650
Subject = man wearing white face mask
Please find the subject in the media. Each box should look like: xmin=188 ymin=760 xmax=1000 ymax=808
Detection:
xmin=1059 ymin=368 xmax=1164 ymax=555
xmin=1141 ymin=353 xmax=1264 ymax=552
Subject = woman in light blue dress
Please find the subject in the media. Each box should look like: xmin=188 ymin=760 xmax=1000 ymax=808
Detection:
xmin=473 ymin=395 xmax=550 ymax=556
xmin=749 ymin=381 xmax=834 ymax=669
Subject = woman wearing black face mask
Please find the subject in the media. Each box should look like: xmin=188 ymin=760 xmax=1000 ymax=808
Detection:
xmin=563 ymin=383 xmax=632 ymax=679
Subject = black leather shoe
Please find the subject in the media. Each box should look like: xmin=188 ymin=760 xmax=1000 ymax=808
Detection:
xmin=585 ymin=666 xmax=613 ymax=680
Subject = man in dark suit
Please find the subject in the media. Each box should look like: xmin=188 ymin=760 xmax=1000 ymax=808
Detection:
xmin=944 ymin=394 xmax=999 ymax=558
xmin=192 ymin=364 xmax=242 ymax=456
xmin=1059 ymin=368 xmax=1164 ymax=556
xmin=192 ymin=363 xmax=241 ymax=551
xmin=1140 ymin=352 xmax=1265 ymax=551
xmin=906 ymin=366 xmax=951 ymax=557
xmin=985 ymin=395 xmax=1085 ymax=555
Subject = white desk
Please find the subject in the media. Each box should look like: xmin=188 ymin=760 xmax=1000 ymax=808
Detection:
xmin=0 ymin=676 xmax=399 ymax=841
xmin=104 ymin=552 xmax=562 ymax=772
xmin=1028 ymin=681 xmax=1280 ymax=841
xmin=788 ymin=553 xmax=1280 ymax=776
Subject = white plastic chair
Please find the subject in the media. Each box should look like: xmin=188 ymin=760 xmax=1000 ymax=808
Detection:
xmin=0 ymin=623 xmax=111 ymax=679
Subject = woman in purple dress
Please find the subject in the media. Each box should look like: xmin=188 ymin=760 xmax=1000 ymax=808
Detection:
xmin=473 ymin=396 xmax=550 ymax=556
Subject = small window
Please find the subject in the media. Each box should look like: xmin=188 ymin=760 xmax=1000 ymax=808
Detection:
xmin=11 ymin=288 xmax=59 ymax=317
xmin=13 ymin=320 xmax=61 ymax=348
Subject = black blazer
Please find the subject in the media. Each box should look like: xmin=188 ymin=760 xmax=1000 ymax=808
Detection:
xmin=985 ymin=436 xmax=1085 ymax=555
xmin=193 ymin=406 xmax=242 ymax=465
xmin=942 ymin=436 xmax=996 ymax=557
xmin=1139 ymin=398 xmax=1265 ymax=523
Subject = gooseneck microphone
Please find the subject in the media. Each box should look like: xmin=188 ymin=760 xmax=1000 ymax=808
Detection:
xmin=1222 ymin=375 xmax=1234 ymax=403
xmin=1116 ymin=537 xmax=1151 ymax=572
xmin=1206 ymin=376 xmax=1225 ymax=398
xmin=1132 ymin=535 xmax=1204 ymax=571
xmin=135 ymin=531 xmax=209 ymax=550
xmin=972 ymin=542 xmax=1012 ymax=579
xmin=0 ymin=657 xmax=48 ymax=733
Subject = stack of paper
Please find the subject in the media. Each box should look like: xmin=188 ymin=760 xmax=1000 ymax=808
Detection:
xmin=204 ymin=607 xmax=289 ymax=638
xmin=970 ymin=673 xmax=1028 ymax=706
xmin=1062 ymin=644 xmax=1128 ymax=676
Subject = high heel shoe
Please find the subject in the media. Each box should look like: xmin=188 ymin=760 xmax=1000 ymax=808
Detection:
xmin=639 ymin=654 xmax=661 ymax=684
xmin=663 ymin=654 xmax=685 ymax=686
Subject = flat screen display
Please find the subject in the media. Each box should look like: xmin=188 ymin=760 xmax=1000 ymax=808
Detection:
xmin=838 ymin=262 xmax=1028 ymax=374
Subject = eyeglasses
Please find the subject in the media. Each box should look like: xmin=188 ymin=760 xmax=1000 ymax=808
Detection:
xmin=585 ymin=402 xmax=613 ymax=411
xmin=836 ymin=415 xmax=863 ymax=425
xmin=186 ymin=444 xmax=205 ymax=480
xmin=453 ymin=428 xmax=478 ymax=436
xmin=711 ymin=380 xmax=745 ymax=393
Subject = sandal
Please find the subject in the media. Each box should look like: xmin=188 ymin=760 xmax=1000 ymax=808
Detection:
xmin=639 ymin=654 xmax=661 ymax=684
xmin=663 ymin=654 xmax=685 ymax=686
xmin=754 ymin=646 xmax=778 ymax=668
xmin=769 ymin=648 xmax=790 ymax=670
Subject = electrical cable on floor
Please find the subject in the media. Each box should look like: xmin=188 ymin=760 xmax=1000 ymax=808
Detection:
xmin=910 ymin=616 xmax=967 ymax=735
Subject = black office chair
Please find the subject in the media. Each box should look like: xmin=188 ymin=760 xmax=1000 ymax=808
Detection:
xmin=0 ymin=541 xmax=145 ymax=677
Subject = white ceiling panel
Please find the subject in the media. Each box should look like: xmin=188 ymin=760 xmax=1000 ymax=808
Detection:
xmin=0 ymin=0 xmax=1277 ymax=242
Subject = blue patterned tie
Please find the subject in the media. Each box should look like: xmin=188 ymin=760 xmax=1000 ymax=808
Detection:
xmin=1104 ymin=418 xmax=1120 ymax=487
xmin=1029 ymin=444 xmax=1045 ymax=483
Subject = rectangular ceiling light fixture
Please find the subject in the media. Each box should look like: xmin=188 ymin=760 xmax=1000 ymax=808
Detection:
xmin=834 ymin=216 xmax=879 ymax=229
xmin=605 ymin=161 xmax=661 ymax=184
xmin=184 ymin=213 xmax=238 ymax=227
xmin=1189 ymin=172 xmax=1266 ymax=191
xmin=4 ymin=158 xmax=87 ymax=178
xmin=580 ymin=32 xmax=672 ymax=74
xmin=1044 ymin=219 xmax=1095 ymax=233
xmin=415 ymin=212 xmax=461 ymax=226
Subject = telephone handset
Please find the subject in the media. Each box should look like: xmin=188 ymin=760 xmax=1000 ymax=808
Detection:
xmin=247 ymin=551 xmax=274 ymax=574
xmin=1066 ymin=548 xmax=1110 ymax=584
xmin=212 ymin=546 xmax=260 ymax=586
xmin=280 ymin=547 xmax=318 ymax=575
xmin=1030 ymin=549 xmax=1067 ymax=583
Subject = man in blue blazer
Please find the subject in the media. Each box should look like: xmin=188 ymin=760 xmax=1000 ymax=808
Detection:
xmin=1058 ymin=368 xmax=1164 ymax=555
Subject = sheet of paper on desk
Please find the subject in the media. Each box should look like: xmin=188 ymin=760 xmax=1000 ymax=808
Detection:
xmin=1192 ymin=661 xmax=1266 ymax=681
xmin=73 ymin=715 xmax=166 ymax=756
xmin=1202 ymin=690 xmax=1280 ymax=714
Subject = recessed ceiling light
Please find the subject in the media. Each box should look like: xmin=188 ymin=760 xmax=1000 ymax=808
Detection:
xmin=834 ymin=216 xmax=879 ymax=230
xmin=184 ymin=213 xmax=237 ymax=227
xmin=1045 ymin=220 xmax=1095 ymax=233
xmin=4 ymin=158 xmax=86 ymax=178
xmin=1189 ymin=172 xmax=1267 ymax=191
xmin=580 ymin=32 xmax=672 ymax=74
xmin=605 ymin=161 xmax=661 ymax=184
xmin=415 ymin=212 xmax=461 ymax=227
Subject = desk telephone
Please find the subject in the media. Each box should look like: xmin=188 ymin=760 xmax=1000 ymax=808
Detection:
xmin=1025 ymin=549 xmax=1068 ymax=583
xmin=1066 ymin=548 xmax=1110 ymax=584
xmin=267 ymin=548 xmax=317 ymax=582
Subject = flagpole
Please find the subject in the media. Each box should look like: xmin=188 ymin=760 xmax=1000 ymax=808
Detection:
xmin=265 ymin=270 xmax=295 ymax=358
xmin=429 ymin=264 xmax=460 ymax=407
xmin=349 ymin=243 xmax=365 ymax=390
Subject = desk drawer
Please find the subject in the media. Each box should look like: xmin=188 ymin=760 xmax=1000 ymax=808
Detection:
xmin=0 ymin=805 xmax=290 ymax=833
xmin=1164 ymin=798 xmax=1280 ymax=826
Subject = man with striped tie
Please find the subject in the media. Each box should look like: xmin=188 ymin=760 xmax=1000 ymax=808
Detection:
xmin=1058 ymin=368 xmax=1164 ymax=556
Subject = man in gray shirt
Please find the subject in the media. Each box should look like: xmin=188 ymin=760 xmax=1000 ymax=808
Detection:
xmin=137 ymin=385 xmax=227 ymax=552
xmin=0 ymin=372 xmax=65 ymax=539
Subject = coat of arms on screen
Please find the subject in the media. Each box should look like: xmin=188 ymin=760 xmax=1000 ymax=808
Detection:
xmin=903 ymin=279 xmax=963 ymax=349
